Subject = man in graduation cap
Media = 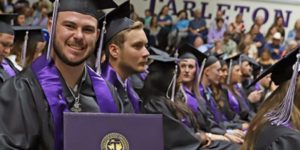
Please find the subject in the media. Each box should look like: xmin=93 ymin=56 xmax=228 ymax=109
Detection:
xmin=0 ymin=0 xmax=119 ymax=149
xmin=0 ymin=14 xmax=20 ymax=84
xmin=101 ymin=1 xmax=149 ymax=113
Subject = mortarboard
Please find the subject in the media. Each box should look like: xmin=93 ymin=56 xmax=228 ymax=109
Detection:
xmin=224 ymin=53 xmax=241 ymax=84
xmin=46 ymin=0 xmax=117 ymax=61
xmin=249 ymin=48 xmax=300 ymax=86
xmin=49 ymin=0 xmax=117 ymax=19
xmin=104 ymin=4 xmax=133 ymax=43
xmin=240 ymin=54 xmax=260 ymax=71
xmin=179 ymin=43 xmax=207 ymax=62
xmin=204 ymin=55 xmax=219 ymax=69
xmin=148 ymin=47 xmax=179 ymax=101
xmin=0 ymin=14 xmax=18 ymax=35
xmin=96 ymin=0 xmax=132 ymax=74
xmin=178 ymin=43 xmax=208 ymax=82
xmin=249 ymin=47 xmax=300 ymax=126
xmin=0 ymin=13 xmax=18 ymax=25
xmin=13 ymin=26 xmax=44 ymax=66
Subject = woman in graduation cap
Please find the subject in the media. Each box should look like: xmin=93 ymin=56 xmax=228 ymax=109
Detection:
xmin=223 ymin=54 xmax=257 ymax=122
xmin=178 ymin=43 xmax=244 ymax=148
xmin=210 ymin=57 xmax=250 ymax=131
xmin=142 ymin=47 xmax=240 ymax=150
xmin=242 ymin=48 xmax=300 ymax=150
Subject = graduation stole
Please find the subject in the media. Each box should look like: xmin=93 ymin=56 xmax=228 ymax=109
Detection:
xmin=102 ymin=62 xmax=141 ymax=113
xmin=31 ymin=54 xmax=118 ymax=150
xmin=199 ymin=84 xmax=228 ymax=123
xmin=1 ymin=59 xmax=16 ymax=77
xmin=183 ymin=86 xmax=199 ymax=113
xmin=226 ymin=89 xmax=241 ymax=113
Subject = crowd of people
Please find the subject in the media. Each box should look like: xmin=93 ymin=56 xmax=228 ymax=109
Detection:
xmin=0 ymin=0 xmax=300 ymax=150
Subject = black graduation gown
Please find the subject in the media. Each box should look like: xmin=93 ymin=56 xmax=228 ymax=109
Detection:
xmin=0 ymin=58 xmax=19 ymax=85
xmin=217 ymin=87 xmax=247 ymax=129
xmin=0 ymin=67 xmax=120 ymax=149
xmin=254 ymin=123 xmax=300 ymax=150
xmin=143 ymin=96 xmax=240 ymax=150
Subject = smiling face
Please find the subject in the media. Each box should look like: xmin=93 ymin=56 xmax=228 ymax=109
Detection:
xmin=50 ymin=11 xmax=99 ymax=66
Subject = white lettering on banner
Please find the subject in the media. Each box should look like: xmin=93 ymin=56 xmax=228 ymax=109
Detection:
xmin=131 ymin=0 xmax=298 ymax=35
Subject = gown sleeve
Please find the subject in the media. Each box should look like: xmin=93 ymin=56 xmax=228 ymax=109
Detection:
xmin=0 ymin=71 xmax=52 ymax=149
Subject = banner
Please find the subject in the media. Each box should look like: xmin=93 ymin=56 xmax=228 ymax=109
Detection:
xmin=132 ymin=0 xmax=300 ymax=35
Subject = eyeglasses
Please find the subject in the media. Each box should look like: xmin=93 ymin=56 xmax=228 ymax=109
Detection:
xmin=0 ymin=41 xmax=13 ymax=49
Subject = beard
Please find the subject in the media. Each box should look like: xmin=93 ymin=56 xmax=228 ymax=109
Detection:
xmin=53 ymin=38 xmax=94 ymax=67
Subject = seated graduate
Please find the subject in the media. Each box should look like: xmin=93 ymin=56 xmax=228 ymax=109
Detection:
xmin=100 ymin=1 xmax=149 ymax=113
xmin=209 ymin=55 xmax=250 ymax=131
xmin=0 ymin=14 xmax=20 ymax=84
xmin=9 ymin=26 xmax=46 ymax=70
xmin=200 ymin=55 xmax=246 ymax=141
xmin=223 ymin=54 xmax=257 ymax=122
xmin=141 ymin=48 xmax=240 ymax=150
xmin=0 ymin=0 xmax=119 ymax=149
xmin=178 ymin=43 xmax=243 ymax=146
xmin=242 ymin=48 xmax=300 ymax=150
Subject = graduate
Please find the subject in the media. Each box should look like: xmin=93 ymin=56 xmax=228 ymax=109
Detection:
xmin=224 ymin=54 xmax=258 ymax=121
xmin=142 ymin=47 xmax=240 ymax=150
xmin=0 ymin=14 xmax=19 ymax=84
xmin=101 ymin=1 xmax=149 ymax=113
xmin=0 ymin=0 xmax=119 ymax=149
xmin=242 ymin=47 xmax=300 ymax=150
xmin=8 ymin=26 xmax=46 ymax=70
xmin=178 ymin=43 xmax=242 ymax=147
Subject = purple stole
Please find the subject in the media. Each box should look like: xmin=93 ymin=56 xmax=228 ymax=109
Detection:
xmin=183 ymin=87 xmax=199 ymax=113
xmin=199 ymin=84 xmax=227 ymax=123
xmin=226 ymin=89 xmax=241 ymax=113
xmin=102 ymin=63 xmax=141 ymax=113
xmin=234 ymin=84 xmax=250 ymax=111
xmin=1 ymin=59 xmax=16 ymax=77
xmin=31 ymin=55 xmax=118 ymax=150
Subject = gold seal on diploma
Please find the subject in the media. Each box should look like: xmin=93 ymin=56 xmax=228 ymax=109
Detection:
xmin=101 ymin=132 xmax=129 ymax=150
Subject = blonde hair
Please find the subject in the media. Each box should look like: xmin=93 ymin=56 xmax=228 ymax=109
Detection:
xmin=106 ymin=21 xmax=144 ymax=50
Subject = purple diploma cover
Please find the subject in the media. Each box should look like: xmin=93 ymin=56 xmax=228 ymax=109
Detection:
xmin=64 ymin=113 xmax=164 ymax=150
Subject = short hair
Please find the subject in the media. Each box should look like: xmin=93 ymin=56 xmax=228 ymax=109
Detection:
xmin=106 ymin=21 xmax=144 ymax=50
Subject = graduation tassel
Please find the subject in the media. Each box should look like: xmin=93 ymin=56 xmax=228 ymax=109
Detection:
xmin=226 ymin=59 xmax=233 ymax=85
xmin=265 ymin=50 xmax=300 ymax=126
xmin=21 ymin=30 xmax=29 ymax=67
xmin=170 ymin=49 xmax=179 ymax=102
xmin=46 ymin=0 xmax=60 ymax=61
xmin=95 ymin=15 xmax=107 ymax=75
xmin=197 ymin=58 xmax=207 ymax=84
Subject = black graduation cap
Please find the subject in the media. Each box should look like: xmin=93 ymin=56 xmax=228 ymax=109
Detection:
xmin=49 ymin=0 xmax=117 ymax=19
xmin=179 ymin=43 xmax=208 ymax=82
xmin=149 ymin=46 xmax=170 ymax=58
xmin=148 ymin=47 xmax=179 ymax=101
xmin=0 ymin=13 xmax=18 ymax=35
xmin=249 ymin=48 xmax=300 ymax=87
xmin=104 ymin=7 xmax=133 ymax=43
xmin=46 ymin=0 xmax=117 ymax=61
xmin=0 ymin=13 xmax=18 ymax=25
xmin=178 ymin=43 xmax=208 ymax=63
xmin=256 ymin=47 xmax=300 ymax=126
xmin=224 ymin=53 xmax=241 ymax=84
xmin=215 ymin=52 xmax=225 ymax=60
xmin=13 ymin=26 xmax=44 ymax=66
xmin=96 ymin=0 xmax=132 ymax=74
xmin=240 ymin=54 xmax=260 ymax=71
